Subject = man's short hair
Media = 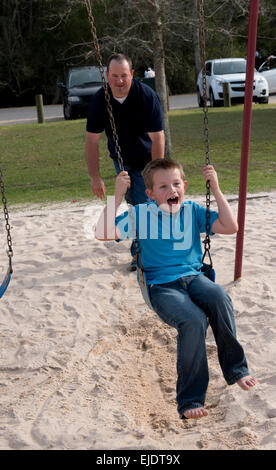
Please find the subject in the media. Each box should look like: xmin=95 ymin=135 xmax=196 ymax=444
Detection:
xmin=142 ymin=159 xmax=186 ymax=190
xmin=107 ymin=53 xmax=133 ymax=71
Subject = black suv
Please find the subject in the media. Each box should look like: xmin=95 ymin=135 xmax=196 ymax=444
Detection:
xmin=57 ymin=66 xmax=106 ymax=120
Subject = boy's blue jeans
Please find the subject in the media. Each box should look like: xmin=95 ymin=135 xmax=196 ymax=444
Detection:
xmin=113 ymin=160 xmax=150 ymax=257
xmin=149 ymin=274 xmax=249 ymax=418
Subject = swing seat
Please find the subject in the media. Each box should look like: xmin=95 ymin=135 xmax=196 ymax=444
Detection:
xmin=201 ymin=244 xmax=215 ymax=282
xmin=136 ymin=238 xmax=216 ymax=311
xmin=137 ymin=265 xmax=154 ymax=311
xmin=134 ymin=238 xmax=155 ymax=311
xmin=0 ymin=264 xmax=12 ymax=298
xmin=138 ymin=263 xmax=215 ymax=311
xmin=200 ymin=263 xmax=216 ymax=282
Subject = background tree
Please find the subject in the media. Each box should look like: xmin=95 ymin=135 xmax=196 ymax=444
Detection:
xmin=0 ymin=0 xmax=275 ymax=109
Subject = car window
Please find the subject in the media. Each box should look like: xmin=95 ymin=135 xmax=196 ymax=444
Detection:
xmin=213 ymin=61 xmax=246 ymax=75
xmin=206 ymin=62 xmax=211 ymax=75
xmin=69 ymin=68 xmax=105 ymax=87
xmin=269 ymin=58 xmax=276 ymax=70
xmin=259 ymin=58 xmax=276 ymax=72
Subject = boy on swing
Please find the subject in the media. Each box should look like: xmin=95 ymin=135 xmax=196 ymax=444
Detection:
xmin=95 ymin=159 xmax=257 ymax=419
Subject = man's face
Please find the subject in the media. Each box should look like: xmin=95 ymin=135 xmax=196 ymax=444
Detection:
xmin=146 ymin=168 xmax=188 ymax=214
xmin=106 ymin=59 xmax=134 ymax=98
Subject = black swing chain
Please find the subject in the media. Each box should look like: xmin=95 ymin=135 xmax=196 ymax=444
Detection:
xmin=199 ymin=0 xmax=212 ymax=265
xmin=0 ymin=168 xmax=13 ymax=265
xmin=84 ymin=0 xmax=141 ymax=263
xmin=84 ymin=0 xmax=124 ymax=173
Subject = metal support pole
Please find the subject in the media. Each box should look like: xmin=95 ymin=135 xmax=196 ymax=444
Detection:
xmin=234 ymin=0 xmax=259 ymax=281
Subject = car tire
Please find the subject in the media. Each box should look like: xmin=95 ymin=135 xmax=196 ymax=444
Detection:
xmin=209 ymin=89 xmax=220 ymax=107
xmin=258 ymin=97 xmax=269 ymax=104
xmin=80 ymin=110 xmax=88 ymax=119
xmin=63 ymin=102 xmax=75 ymax=120
xmin=197 ymin=88 xmax=204 ymax=107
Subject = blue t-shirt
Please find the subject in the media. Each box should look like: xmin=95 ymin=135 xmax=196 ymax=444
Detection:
xmin=115 ymin=201 xmax=219 ymax=285
xmin=86 ymin=79 xmax=163 ymax=171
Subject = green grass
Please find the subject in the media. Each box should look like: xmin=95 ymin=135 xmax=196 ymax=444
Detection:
xmin=0 ymin=104 xmax=276 ymax=206
xmin=170 ymin=104 xmax=276 ymax=195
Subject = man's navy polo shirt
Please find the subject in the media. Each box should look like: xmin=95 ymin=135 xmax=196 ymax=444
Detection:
xmin=86 ymin=78 xmax=164 ymax=171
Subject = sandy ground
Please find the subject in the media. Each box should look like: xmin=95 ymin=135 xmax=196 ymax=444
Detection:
xmin=0 ymin=192 xmax=275 ymax=450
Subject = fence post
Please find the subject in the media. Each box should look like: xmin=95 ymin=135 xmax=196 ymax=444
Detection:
xmin=35 ymin=94 xmax=45 ymax=123
xmin=223 ymin=82 xmax=231 ymax=107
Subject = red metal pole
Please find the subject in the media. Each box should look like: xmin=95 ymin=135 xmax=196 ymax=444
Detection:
xmin=234 ymin=0 xmax=259 ymax=281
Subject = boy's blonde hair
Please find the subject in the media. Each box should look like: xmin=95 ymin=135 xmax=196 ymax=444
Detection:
xmin=142 ymin=158 xmax=186 ymax=190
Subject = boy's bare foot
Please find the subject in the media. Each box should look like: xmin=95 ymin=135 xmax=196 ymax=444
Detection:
xmin=237 ymin=375 xmax=257 ymax=391
xmin=183 ymin=407 xmax=208 ymax=419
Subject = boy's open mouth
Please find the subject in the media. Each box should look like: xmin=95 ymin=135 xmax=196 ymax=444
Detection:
xmin=167 ymin=196 xmax=179 ymax=206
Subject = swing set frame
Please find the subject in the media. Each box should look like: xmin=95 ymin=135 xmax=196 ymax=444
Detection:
xmin=0 ymin=0 xmax=260 ymax=300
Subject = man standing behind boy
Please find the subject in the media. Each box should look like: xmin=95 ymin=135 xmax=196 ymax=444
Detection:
xmin=86 ymin=53 xmax=165 ymax=270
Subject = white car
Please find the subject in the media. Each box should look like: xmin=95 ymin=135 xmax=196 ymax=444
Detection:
xmin=197 ymin=58 xmax=269 ymax=107
xmin=257 ymin=56 xmax=276 ymax=94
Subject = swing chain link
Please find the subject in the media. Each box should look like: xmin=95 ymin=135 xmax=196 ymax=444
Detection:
xmin=84 ymin=0 xmax=124 ymax=172
xmin=199 ymin=0 xmax=212 ymax=258
xmin=0 ymin=168 xmax=13 ymax=261
xmin=85 ymin=1 xmax=143 ymax=271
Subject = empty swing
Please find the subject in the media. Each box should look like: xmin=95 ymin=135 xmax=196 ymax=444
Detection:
xmin=0 ymin=167 xmax=13 ymax=298
xmin=85 ymin=0 xmax=215 ymax=311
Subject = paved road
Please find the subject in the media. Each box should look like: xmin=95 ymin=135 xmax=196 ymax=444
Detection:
xmin=0 ymin=93 xmax=275 ymax=126
xmin=0 ymin=104 xmax=65 ymax=126
xmin=0 ymin=94 xmax=198 ymax=126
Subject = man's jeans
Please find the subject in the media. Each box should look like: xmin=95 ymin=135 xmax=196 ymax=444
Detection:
xmin=149 ymin=274 xmax=249 ymax=417
xmin=113 ymin=160 xmax=150 ymax=257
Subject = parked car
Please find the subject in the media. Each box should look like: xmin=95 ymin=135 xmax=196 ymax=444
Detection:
xmin=257 ymin=55 xmax=276 ymax=94
xmin=197 ymin=58 xmax=269 ymax=107
xmin=57 ymin=66 xmax=106 ymax=119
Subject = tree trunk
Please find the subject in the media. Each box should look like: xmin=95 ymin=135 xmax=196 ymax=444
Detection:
xmin=151 ymin=1 xmax=172 ymax=159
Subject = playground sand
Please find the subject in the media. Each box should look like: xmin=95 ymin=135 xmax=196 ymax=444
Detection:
xmin=0 ymin=192 xmax=275 ymax=450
